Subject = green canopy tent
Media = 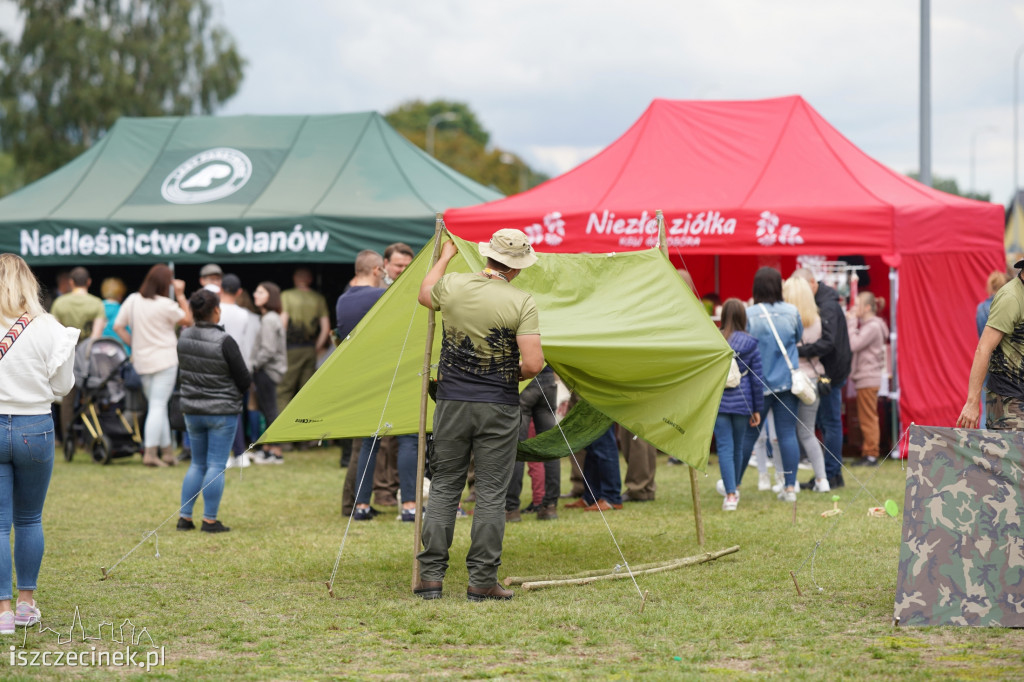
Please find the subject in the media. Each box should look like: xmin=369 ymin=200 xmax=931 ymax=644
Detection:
xmin=0 ymin=113 xmax=501 ymax=266
xmin=257 ymin=231 xmax=732 ymax=472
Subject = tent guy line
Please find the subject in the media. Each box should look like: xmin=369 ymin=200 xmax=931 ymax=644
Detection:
xmin=789 ymin=425 xmax=910 ymax=596
xmin=327 ymin=293 xmax=424 ymax=598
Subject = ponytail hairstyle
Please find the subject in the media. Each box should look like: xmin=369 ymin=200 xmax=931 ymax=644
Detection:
xmin=189 ymin=289 xmax=220 ymax=322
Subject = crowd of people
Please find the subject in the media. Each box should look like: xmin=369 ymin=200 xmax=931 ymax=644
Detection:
xmin=5 ymin=240 xmax=1022 ymax=608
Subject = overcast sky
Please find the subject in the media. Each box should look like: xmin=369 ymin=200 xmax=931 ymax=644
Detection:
xmin=7 ymin=1 xmax=1024 ymax=204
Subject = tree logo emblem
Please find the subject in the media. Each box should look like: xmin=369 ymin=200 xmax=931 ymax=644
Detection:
xmin=161 ymin=148 xmax=252 ymax=204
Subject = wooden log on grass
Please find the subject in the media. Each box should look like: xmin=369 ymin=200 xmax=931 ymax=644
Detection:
xmin=505 ymin=557 xmax=694 ymax=586
xmin=518 ymin=545 xmax=740 ymax=591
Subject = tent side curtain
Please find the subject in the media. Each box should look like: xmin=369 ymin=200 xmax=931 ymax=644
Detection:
xmin=259 ymin=232 xmax=732 ymax=470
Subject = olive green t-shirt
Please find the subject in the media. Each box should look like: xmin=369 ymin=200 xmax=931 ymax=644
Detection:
xmin=281 ymin=288 xmax=328 ymax=347
xmin=986 ymin=275 xmax=1024 ymax=400
xmin=50 ymin=292 xmax=105 ymax=342
xmin=431 ymin=273 xmax=540 ymax=405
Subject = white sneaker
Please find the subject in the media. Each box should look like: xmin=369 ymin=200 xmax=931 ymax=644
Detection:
xmin=14 ymin=600 xmax=40 ymax=627
xmin=813 ymin=478 xmax=831 ymax=493
xmin=797 ymin=459 xmax=812 ymax=470
xmin=715 ymin=479 xmax=726 ymax=496
xmin=236 ymin=452 xmax=251 ymax=468
xmin=778 ymin=488 xmax=797 ymax=503
xmin=0 ymin=611 xmax=13 ymax=635
xmin=226 ymin=455 xmax=238 ymax=469
xmin=722 ymin=496 xmax=738 ymax=511
xmin=758 ymin=472 xmax=771 ymax=491
xmin=771 ymin=469 xmax=785 ymax=493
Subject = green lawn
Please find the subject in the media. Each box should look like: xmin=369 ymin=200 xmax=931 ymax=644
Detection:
xmin=5 ymin=447 xmax=1022 ymax=680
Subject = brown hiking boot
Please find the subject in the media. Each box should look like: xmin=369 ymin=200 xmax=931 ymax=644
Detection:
xmin=414 ymin=580 xmax=443 ymax=600
xmin=505 ymin=509 xmax=522 ymax=523
xmin=536 ymin=503 xmax=558 ymax=521
xmin=467 ymin=584 xmax=513 ymax=601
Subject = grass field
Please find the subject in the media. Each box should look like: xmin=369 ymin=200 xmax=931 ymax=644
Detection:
xmin=4 ymin=445 xmax=1023 ymax=680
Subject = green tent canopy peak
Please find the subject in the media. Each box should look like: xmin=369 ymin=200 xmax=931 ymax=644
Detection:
xmin=0 ymin=113 xmax=502 ymax=266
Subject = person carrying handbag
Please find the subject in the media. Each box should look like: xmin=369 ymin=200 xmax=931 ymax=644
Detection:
xmin=740 ymin=267 xmax=805 ymax=502
xmin=0 ymin=254 xmax=79 ymax=634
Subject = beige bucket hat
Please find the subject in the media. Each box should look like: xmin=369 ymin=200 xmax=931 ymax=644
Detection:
xmin=478 ymin=228 xmax=538 ymax=269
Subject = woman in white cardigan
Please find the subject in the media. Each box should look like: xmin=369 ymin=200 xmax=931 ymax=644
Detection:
xmin=0 ymin=254 xmax=78 ymax=634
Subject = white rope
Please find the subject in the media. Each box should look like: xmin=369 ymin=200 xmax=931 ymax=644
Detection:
xmin=790 ymin=424 xmax=910 ymax=591
xmin=536 ymin=382 xmax=646 ymax=601
xmin=101 ymin=467 xmax=230 ymax=578
xmin=327 ymin=293 xmax=422 ymax=592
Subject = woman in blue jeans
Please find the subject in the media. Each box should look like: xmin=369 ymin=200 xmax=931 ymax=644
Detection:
xmin=176 ymin=290 xmax=251 ymax=533
xmin=713 ymin=299 xmax=764 ymax=511
xmin=740 ymin=267 xmax=804 ymax=502
xmin=0 ymin=254 xmax=78 ymax=633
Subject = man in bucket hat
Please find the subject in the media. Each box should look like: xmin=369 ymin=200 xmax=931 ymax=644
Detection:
xmin=414 ymin=229 xmax=545 ymax=601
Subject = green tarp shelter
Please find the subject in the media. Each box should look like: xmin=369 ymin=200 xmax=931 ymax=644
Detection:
xmin=258 ymin=231 xmax=732 ymax=470
xmin=0 ymin=113 xmax=501 ymax=265
xmin=895 ymin=424 xmax=1024 ymax=627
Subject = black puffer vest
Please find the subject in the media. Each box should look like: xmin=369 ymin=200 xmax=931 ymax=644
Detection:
xmin=177 ymin=323 xmax=243 ymax=415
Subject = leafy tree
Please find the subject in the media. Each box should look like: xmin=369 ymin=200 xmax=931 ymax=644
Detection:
xmin=385 ymin=99 xmax=548 ymax=196
xmin=0 ymin=0 xmax=245 ymax=186
xmin=907 ymin=172 xmax=991 ymax=202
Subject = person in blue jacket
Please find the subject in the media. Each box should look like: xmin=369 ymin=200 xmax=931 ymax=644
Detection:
xmin=740 ymin=267 xmax=804 ymax=502
xmin=714 ymin=299 xmax=763 ymax=511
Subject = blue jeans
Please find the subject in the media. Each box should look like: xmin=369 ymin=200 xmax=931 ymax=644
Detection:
xmin=582 ymin=426 xmax=622 ymax=505
xmin=741 ymin=392 xmax=801 ymax=487
xmin=141 ymin=364 xmax=178 ymax=448
xmin=817 ymin=379 xmax=845 ymax=478
xmin=714 ymin=413 xmax=748 ymax=495
xmin=181 ymin=414 xmax=238 ymax=521
xmin=0 ymin=414 xmax=55 ymax=598
xmin=354 ymin=434 xmax=417 ymax=506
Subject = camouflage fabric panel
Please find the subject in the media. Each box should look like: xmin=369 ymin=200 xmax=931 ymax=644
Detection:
xmin=516 ymin=398 xmax=613 ymax=462
xmin=984 ymin=392 xmax=1024 ymax=431
xmin=894 ymin=424 xmax=1024 ymax=627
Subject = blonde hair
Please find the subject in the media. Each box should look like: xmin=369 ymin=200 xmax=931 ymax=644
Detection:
xmin=101 ymin=277 xmax=127 ymax=301
xmin=783 ymin=275 xmax=819 ymax=328
xmin=0 ymin=253 xmax=45 ymax=320
xmin=987 ymin=270 xmax=1010 ymax=296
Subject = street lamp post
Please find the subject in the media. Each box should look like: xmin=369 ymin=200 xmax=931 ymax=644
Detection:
xmin=425 ymin=112 xmax=457 ymax=157
xmin=499 ymin=152 xmax=528 ymax=193
xmin=1015 ymin=45 xmax=1024 ymax=195
xmin=970 ymin=126 xmax=998 ymax=194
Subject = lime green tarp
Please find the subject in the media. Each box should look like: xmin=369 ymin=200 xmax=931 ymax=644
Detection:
xmin=258 ymin=232 xmax=732 ymax=470
xmin=0 ymin=113 xmax=501 ymax=265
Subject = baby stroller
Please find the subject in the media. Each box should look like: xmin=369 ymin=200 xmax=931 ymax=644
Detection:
xmin=63 ymin=337 xmax=143 ymax=464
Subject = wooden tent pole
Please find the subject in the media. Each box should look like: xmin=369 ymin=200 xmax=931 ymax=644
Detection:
xmin=657 ymin=210 xmax=705 ymax=547
xmin=412 ymin=214 xmax=445 ymax=590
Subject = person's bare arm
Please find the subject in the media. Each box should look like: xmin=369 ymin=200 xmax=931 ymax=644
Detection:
xmin=517 ymin=334 xmax=544 ymax=381
xmin=89 ymin=313 xmax=106 ymax=340
xmin=316 ymin=315 xmax=330 ymax=353
xmin=956 ymin=326 xmax=1003 ymax=428
xmin=173 ymin=279 xmax=193 ymax=327
xmin=418 ymin=240 xmax=458 ymax=308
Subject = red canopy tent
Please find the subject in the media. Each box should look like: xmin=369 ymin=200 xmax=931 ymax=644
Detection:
xmin=445 ymin=96 xmax=1004 ymax=429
